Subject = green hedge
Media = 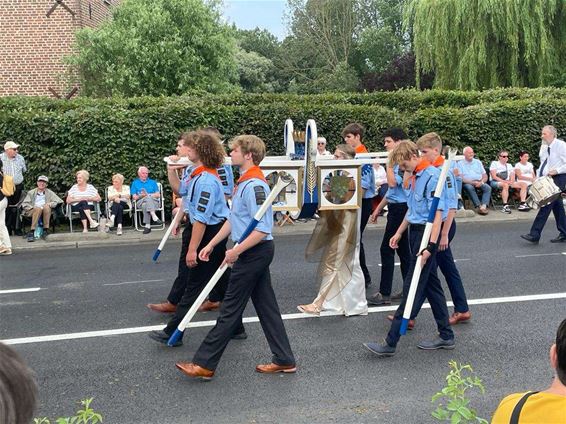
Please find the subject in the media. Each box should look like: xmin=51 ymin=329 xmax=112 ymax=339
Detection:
xmin=0 ymin=90 xmax=563 ymax=212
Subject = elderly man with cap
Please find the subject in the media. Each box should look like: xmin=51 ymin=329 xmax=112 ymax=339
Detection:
xmin=0 ymin=140 xmax=26 ymax=235
xmin=21 ymin=175 xmax=63 ymax=241
xmin=131 ymin=166 xmax=162 ymax=234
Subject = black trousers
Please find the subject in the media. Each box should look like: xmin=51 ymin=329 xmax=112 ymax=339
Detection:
xmin=71 ymin=201 xmax=94 ymax=220
xmin=359 ymin=197 xmax=373 ymax=286
xmin=110 ymin=201 xmax=128 ymax=225
xmin=385 ymin=224 xmax=453 ymax=347
xmin=379 ymin=202 xmax=410 ymax=296
xmin=193 ymin=241 xmax=295 ymax=371
xmin=6 ymin=182 xmax=23 ymax=233
xmin=163 ymin=222 xmax=239 ymax=336
xmin=166 ymin=223 xmax=229 ymax=305
xmin=529 ymin=174 xmax=566 ymax=239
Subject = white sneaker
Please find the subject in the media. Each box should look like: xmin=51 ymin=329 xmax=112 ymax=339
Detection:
xmin=90 ymin=221 xmax=99 ymax=229
xmin=501 ymin=205 xmax=511 ymax=214
xmin=106 ymin=216 xmax=115 ymax=227
xmin=117 ymin=227 xmax=123 ymax=236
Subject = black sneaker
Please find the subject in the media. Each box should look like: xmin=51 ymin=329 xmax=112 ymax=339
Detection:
xmin=153 ymin=218 xmax=163 ymax=225
xmin=148 ymin=330 xmax=182 ymax=347
xmin=41 ymin=229 xmax=49 ymax=240
xmin=143 ymin=227 xmax=151 ymax=234
xmin=367 ymin=292 xmax=391 ymax=306
xmin=26 ymin=231 xmax=35 ymax=242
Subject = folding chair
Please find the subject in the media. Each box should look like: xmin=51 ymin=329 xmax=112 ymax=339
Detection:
xmin=105 ymin=187 xmax=133 ymax=228
xmin=133 ymin=182 xmax=166 ymax=231
xmin=65 ymin=201 xmax=101 ymax=233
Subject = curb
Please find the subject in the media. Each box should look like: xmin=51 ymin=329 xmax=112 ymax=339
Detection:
xmin=7 ymin=208 xmax=541 ymax=252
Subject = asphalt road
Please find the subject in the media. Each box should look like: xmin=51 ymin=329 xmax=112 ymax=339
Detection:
xmin=1 ymin=220 xmax=565 ymax=423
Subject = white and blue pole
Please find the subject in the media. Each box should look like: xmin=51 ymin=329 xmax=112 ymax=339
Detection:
xmin=152 ymin=209 xmax=184 ymax=262
xmin=167 ymin=172 xmax=292 ymax=346
xmin=399 ymin=148 xmax=457 ymax=335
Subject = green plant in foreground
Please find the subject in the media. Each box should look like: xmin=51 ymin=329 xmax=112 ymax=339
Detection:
xmin=431 ymin=361 xmax=488 ymax=424
xmin=34 ymin=398 xmax=102 ymax=424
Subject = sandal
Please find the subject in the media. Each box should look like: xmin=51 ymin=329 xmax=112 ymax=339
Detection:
xmin=297 ymin=303 xmax=321 ymax=316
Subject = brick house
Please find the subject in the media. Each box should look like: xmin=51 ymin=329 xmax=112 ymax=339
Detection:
xmin=0 ymin=0 xmax=119 ymax=97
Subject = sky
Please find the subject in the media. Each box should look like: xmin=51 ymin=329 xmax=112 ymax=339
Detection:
xmin=222 ymin=0 xmax=289 ymax=40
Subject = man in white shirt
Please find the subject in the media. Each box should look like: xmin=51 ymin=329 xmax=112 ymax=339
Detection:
xmin=521 ymin=125 xmax=566 ymax=243
xmin=457 ymin=146 xmax=491 ymax=215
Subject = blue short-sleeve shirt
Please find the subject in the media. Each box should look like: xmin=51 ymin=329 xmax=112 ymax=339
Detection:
xmin=178 ymin=166 xmax=194 ymax=198
xmin=407 ymin=165 xmax=446 ymax=224
xmin=360 ymin=163 xmax=376 ymax=199
xmin=230 ymin=178 xmax=273 ymax=242
xmin=130 ymin=178 xmax=159 ymax=196
xmin=184 ymin=171 xmax=229 ymax=225
xmin=217 ymin=165 xmax=234 ymax=197
xmin=385 ymin=164 xmax=408 ymax=204
xmin=457 ymin=158 xmax=485 ymax=181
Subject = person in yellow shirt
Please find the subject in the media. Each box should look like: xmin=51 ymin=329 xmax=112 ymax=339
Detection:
xmin=492 ymin=318 xmax=566 ymax=423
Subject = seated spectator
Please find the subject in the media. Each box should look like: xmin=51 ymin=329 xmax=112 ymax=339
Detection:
xmin=21 ymin=175 xmax=63 ymax=241
xmin=490 ymin=150 xmax=527 ymax=213
xmin=316 ymin=137 xmax=332 ymax=157
xmin=0 ymin=342 xmax=38 ymax=424
xmin=491 ymin=318 xmax=566 ymax=423
xmin=514 ymin=151 xmax=534 ymax=211
xmin=66 ymin=169 xmax=101 ymax=233
xmin=457 ymin=146 xmax=491 ymax=215
xmin=106 ymin=173 xmax=131 ymax=236
xmin=131 ymin=166 xmax=162 ymax=234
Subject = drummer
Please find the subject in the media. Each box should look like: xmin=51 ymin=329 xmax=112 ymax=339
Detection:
xmin=521 ymin=125 xmax=566 ymax=244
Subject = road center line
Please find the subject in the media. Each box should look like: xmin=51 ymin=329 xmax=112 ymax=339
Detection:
xmin=104 ymin=279 xmax=165 ymax=286
xmin=2 ymin=292 xmax=565 ymax=346
xmin=0 ymin=288 xmax=41 ymax=295
xmin=515 ymin=253 xmax=564 ymax=258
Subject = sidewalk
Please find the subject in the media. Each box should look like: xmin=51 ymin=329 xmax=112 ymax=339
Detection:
xmin=7 ymin=207 xmax=541 ymax=252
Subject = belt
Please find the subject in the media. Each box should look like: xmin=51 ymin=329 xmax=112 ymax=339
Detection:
xmin=409 ymin=223 xmax=426 ymax=230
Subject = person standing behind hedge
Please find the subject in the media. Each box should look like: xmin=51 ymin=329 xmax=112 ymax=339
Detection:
xmin=0 ymin=140 xmax=26 ymax=236
xmin=106 ymin=173 xmax=130 ymax=236
xmin=131 ymin=166 xmax=162 ymax=234
xmin=66 ymin=170 xmax=101 ymax=233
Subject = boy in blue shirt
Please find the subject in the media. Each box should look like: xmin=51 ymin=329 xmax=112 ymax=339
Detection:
xmin=148 ymin=130 xmax=245 ymax=346
xmin=364 ymin=140 xmax=455 ymax=356
xmin=175 ymin=135 xmax=296 ymax=380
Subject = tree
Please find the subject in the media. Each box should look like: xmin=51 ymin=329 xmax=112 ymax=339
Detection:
xmin=406 ymin=0 xmax=566 ymax=90
xmin=235 ymin=48 xmax=278 ymax=92
xmin=70 ymin=0 xmax=238 ymax=97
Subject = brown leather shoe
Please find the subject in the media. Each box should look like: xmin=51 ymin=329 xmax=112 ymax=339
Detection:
xmin=449 ymin=311 xmax=472 ymax=326
xmin=175 ymin=362 xmax=214 ymax=380
xmin=256 ymin=363 xmax=297 ymax=374
xmin=147 ymin=301 xmax=177 ymax=313
xmin=197 ymin=300 xmax=221 ymax=312
xmin=387 ymin=314 xmax=415 ymax=330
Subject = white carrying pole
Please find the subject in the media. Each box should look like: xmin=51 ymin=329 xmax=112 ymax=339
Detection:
xmin=400 ymin=148 xmax=457 ymax=335
xmin=167 ymin=172 xmax=292 ymax=346
xmin=152 ymin=209 xmax=185 ymax=261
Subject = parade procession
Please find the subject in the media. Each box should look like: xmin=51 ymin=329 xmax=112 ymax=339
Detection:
xmin=2 ymin=0 xmax=566 ymax=422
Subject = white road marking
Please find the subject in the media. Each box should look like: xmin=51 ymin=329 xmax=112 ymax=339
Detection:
xmin=0 ymin=288 xmax=41 ymax=295
xmin=378 ymin=259 xmax=470 ymax=266
xmin=515 ymin=253 xmax=564 ymax=258
xmin=104 ymin=279 xmax=165 ymax=286
xmin=3 ymin=292 xmax=565 ymax=346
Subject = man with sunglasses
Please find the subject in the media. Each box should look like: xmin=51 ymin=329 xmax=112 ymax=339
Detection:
xmin=490 ymin=150 xmax=527 ymax=213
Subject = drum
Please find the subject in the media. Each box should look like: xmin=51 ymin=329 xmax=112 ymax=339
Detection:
xmin=529 ymin=176 xmax=561 ymax=207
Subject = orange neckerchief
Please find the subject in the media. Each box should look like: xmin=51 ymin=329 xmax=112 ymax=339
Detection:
xmin=236 ymin=165 xmax=267 ymax=185
xmin=406 ymin=158 xmax=432 ymax=189
xmin=190 ymin=165 xmax=219 ymax=179
xmin=355 ymin=144 xmax=368 ymax=154
xmin=432 ymin=156 xmax=445 ymax=167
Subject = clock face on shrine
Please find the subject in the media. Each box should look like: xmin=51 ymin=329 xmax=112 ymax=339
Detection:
xmin=317 ymin=166 xmax=362 ymax=210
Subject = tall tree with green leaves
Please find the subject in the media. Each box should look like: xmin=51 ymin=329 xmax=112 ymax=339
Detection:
xmin=70 ymin=0 xmax=238 ymax=97
xmin=406 ymin=0 xmax=566 ymax=90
